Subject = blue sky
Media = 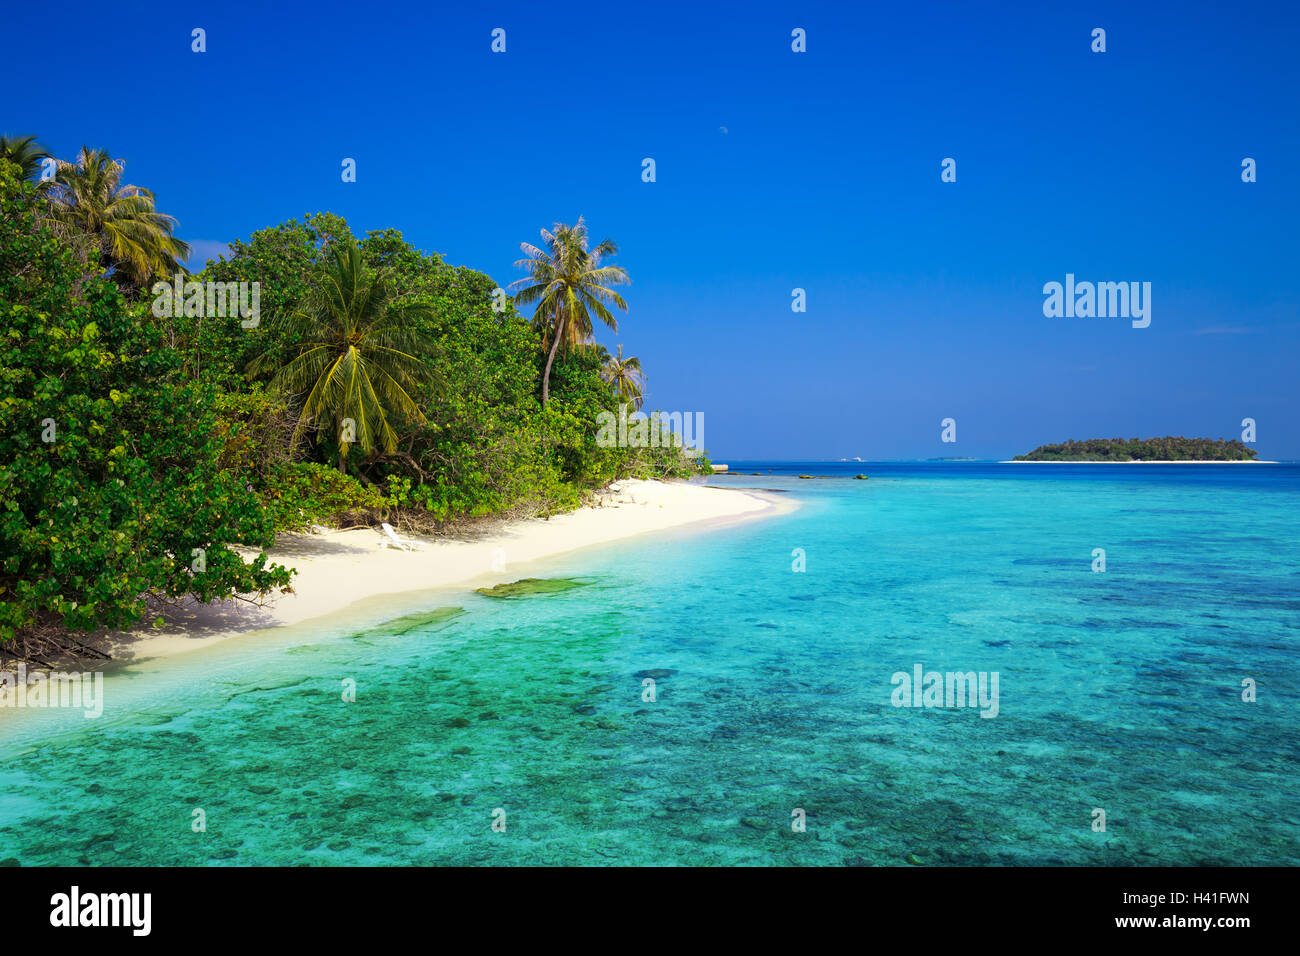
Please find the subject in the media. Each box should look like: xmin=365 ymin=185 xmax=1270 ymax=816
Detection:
xmin=4 ymin=0 xmax=1298 ymax=458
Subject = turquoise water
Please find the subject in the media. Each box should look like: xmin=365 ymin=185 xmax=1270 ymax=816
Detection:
xmin=2 ymin=463 xmax=1298 ymax=866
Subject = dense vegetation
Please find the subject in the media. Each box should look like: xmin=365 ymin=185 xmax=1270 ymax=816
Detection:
xmin=0 ymin=138 xmax=704 ymax=657
xmin=1014 ymin=437 xmax=1258 ymax=461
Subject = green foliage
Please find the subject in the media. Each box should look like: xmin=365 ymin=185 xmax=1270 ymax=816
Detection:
xmin=2 ymin=138 xmax=700 ymax=648
xmin=174 ymin=213 xmax=353 ymax=388
xmin=510 ymin=218 xmax=629 ymax=405
xmin=46 ymin=147 xmax=189 ymax=292
xmin=211 ymin=386 xmax=297 ymax=477
xmin=259 ymin=463 xmax=385 ymax=532
xmin=1014 ymin=437 xmax=1259 ymax=461
xmin=0 ymin=161 xmax=291 ymax=644
xmin=248 ymin=240 xmax=443 ymax=472
xmin=0 ymin=135 xmax=49 ymax=182
xmin=181 ymin=219 xmax=692 ymax=528
xmin=601 ymin=344 xmax=645 ymax=410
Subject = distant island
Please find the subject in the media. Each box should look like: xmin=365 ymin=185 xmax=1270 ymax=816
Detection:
xmin=1013 ymin=437 xmax=1259 ymax=462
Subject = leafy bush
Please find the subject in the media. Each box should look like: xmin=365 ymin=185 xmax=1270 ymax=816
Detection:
xmin=0 ymin=162 xmax=291 ymax=645
xmin=260 ymin=463 xmax=385 ymax=532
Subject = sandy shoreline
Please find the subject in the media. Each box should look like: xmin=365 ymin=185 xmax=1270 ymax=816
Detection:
xmin=102 ymin=479 xmax=790 ymax=666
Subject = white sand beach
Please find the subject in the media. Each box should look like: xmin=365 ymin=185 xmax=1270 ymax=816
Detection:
xmin=107 ymin=479 xmax=789 ymax=665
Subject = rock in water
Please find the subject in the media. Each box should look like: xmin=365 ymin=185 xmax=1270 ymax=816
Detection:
xmin=367 ymin=606 xmax=465 ymax=636
xmin=474 ymin=577 xmax=588 ymax=598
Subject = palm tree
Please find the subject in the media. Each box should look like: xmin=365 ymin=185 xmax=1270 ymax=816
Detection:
xmin=602 ymin=345 xmax=646 ymax=410
xmin=510 ymin=217 xmax=629 ymax=406
xmin=46 ymin=146 xmax=190 ymax=290
xmin=0 ymin=134 xmax=49 ymax=182
xmin=249 ymin=241 xmax=441 ymax=473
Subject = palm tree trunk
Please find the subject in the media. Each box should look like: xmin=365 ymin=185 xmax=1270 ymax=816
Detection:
xmin=338 ymin=447 xmax=347 ymax=474
xmin=541 ymin=311 xmax=567 ymax=407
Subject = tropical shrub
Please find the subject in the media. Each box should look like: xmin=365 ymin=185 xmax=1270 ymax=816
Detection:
xmin=0 ymin=161 xmax=291 ymax=648
xmin=259 ymin=463 xmax=385 ymax=532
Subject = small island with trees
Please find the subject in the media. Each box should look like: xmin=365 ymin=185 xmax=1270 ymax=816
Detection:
xmin=1012 ymin=437 xmax=1260 ymax=462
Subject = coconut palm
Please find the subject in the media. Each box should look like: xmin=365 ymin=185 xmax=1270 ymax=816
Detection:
xmin=0 ymin=134 xmax=49 ymax=182
xmin=510 ymin=217 xmax=629 ymax=406
xmin=248 ymin=241 xmax=442 ymax=473
xmin=602 ymin=345 xmax=646 ymax=410
xmin=46 ymin=146 xmax=190 ymax=290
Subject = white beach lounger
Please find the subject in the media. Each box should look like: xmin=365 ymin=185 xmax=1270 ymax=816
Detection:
xmin=380 ymin=522 xmax=415 ymax=551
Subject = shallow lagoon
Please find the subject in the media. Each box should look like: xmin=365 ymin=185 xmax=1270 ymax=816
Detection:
xmin=2 ymin=464 xmax=1297 ymax=865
